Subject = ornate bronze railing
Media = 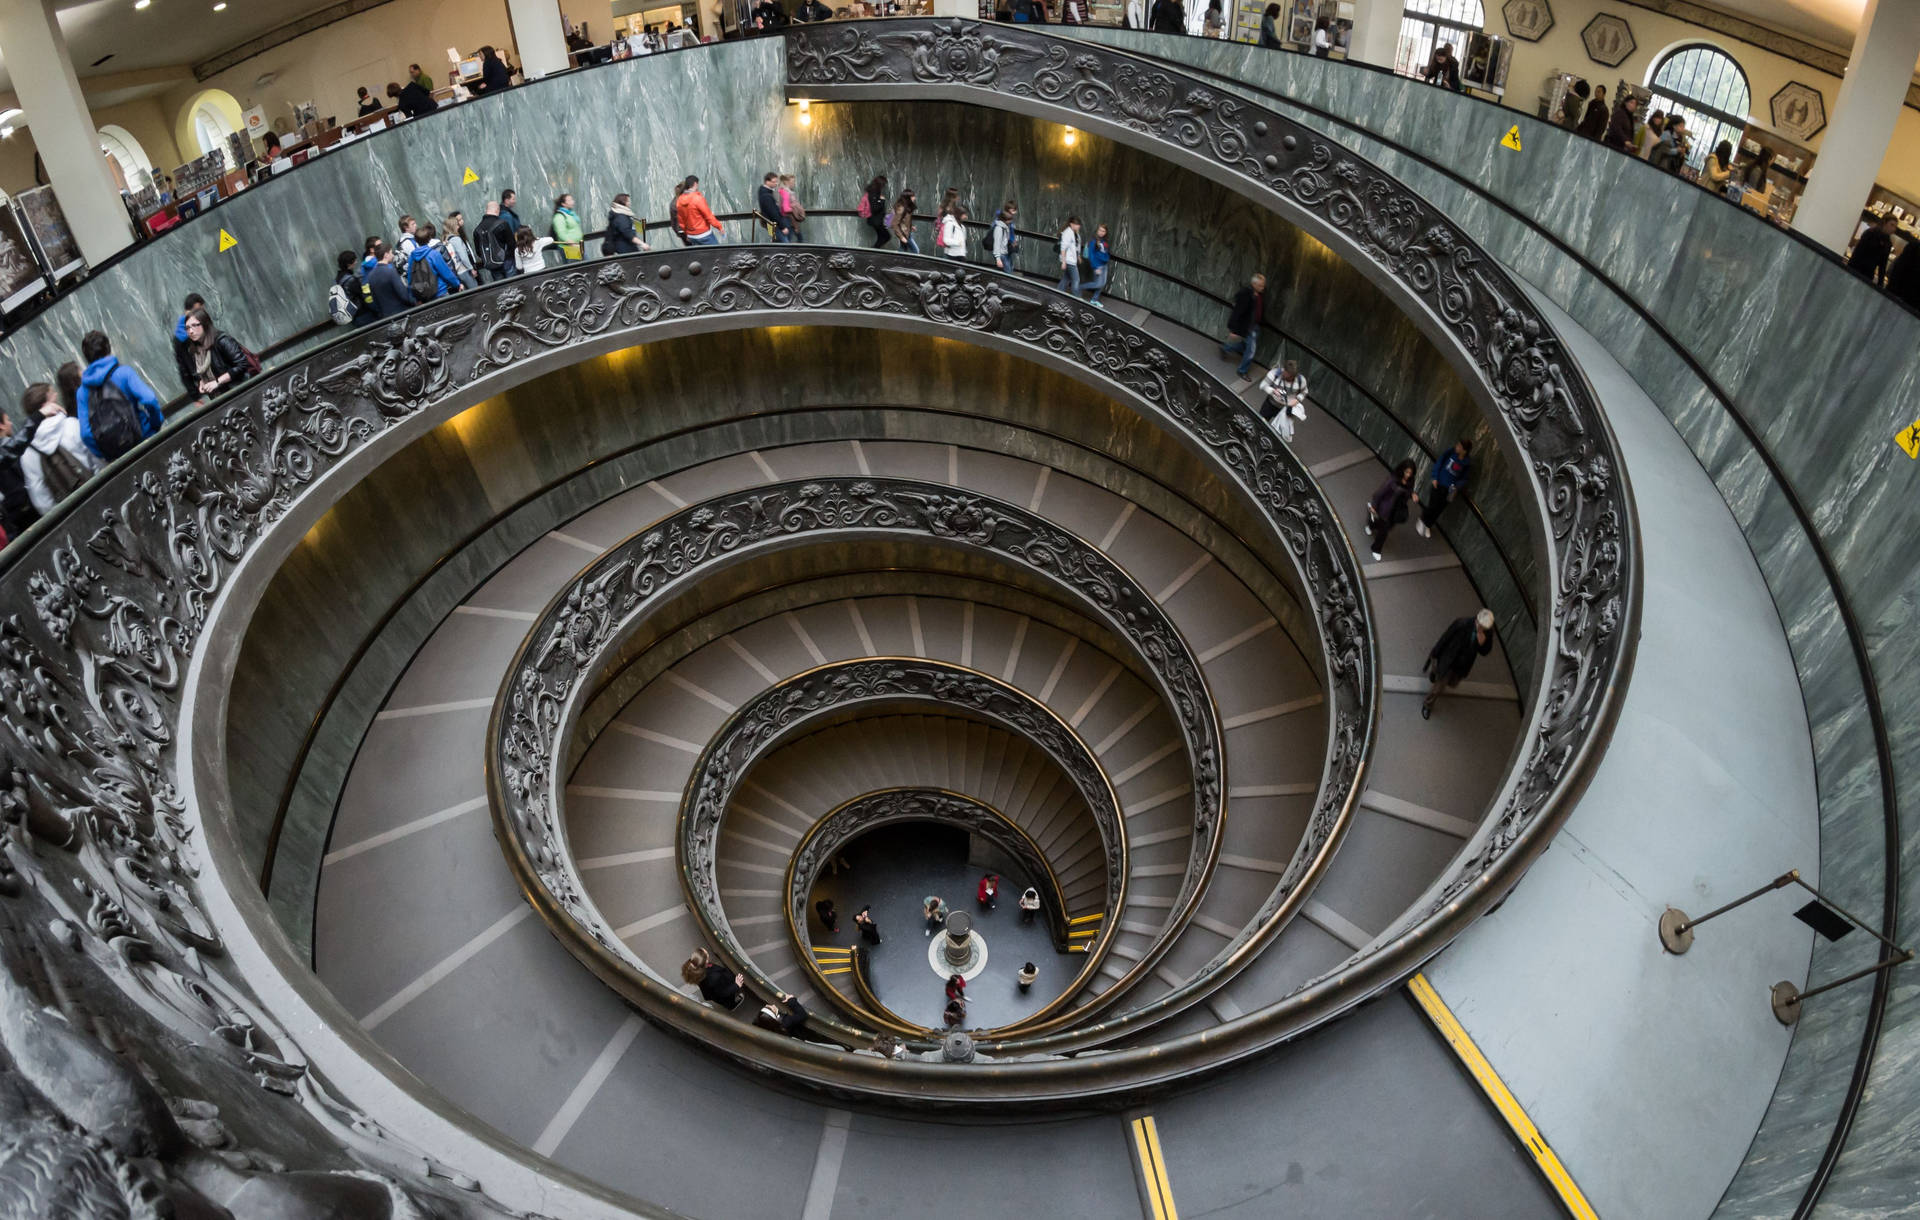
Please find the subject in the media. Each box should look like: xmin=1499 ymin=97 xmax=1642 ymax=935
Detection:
xmin=788 ymin=16 xmax=1637 ymax=994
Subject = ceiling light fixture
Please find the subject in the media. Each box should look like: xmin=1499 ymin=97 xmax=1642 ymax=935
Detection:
xmin=133 ymin=0 xmax=150 ymax=9
xmin=1063 ymin=125 xmax=1077 ymax=147
xmin=213 ymin=2 xmax=226 ymax=8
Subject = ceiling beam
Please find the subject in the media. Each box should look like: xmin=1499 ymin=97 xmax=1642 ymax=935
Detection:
xmin=191 ymin=0 xmax=400 ymax=82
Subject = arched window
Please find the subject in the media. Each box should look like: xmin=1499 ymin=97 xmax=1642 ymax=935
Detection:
xmin=1645 ymin=43 xmax=1751 ymax=171
xmin=192 ymin=101 xmax=235 ymax=168
xmin=1397 ymin=0 xmax=1483 ymax=78
xmin=97 ymin=125 xmax=153 ymax=190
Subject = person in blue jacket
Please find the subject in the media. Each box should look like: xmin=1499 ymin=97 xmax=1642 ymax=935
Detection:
xmin=75 ymin=331 xmax=163 ymax=460
xmin=1416 ymin=438 xmax=1472 ymax=538
xmin=406 ymin=223 xmax=463 ymax=299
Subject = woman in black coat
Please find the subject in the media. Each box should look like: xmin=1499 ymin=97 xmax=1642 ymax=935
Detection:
xmin=183 ymin=306 xmax=252 ymax=399
xmin=864 ymin=175 xmax=891 ymax=249
xmin=602 ymin=193 xmax=646 ymax=255
xmin=1365 ymin=459 xmax=1419 ymax=561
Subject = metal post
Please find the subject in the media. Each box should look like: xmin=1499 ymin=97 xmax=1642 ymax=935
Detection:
xmin=1659 ymin=871 xmax=1798 ymax=954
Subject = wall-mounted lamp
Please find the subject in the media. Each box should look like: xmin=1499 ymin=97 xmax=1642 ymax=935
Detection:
xmin=796 ymin=98 xmax=812 ymax=127
xmin=1660 ymin=869 xmax=1912 ymax=1025
xmin=1063 ymin=125 xmax=1077 ymax=147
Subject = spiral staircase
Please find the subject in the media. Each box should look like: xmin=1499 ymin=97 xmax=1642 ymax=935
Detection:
xmin=4 ymin=19 xmax=1896 ymax=1220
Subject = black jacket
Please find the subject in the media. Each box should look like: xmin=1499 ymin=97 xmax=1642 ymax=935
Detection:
xmin=1603 ymin=101 xmax=1636 ymax=151
xmin=356 ymin=97 xmax=383 ymax=116
xmin=756 ymin=995 xmax=807 ymax=1034
xmin=1887 ymin=239 xmax=1920 ymax=310
xmin=366 ymin=261 xmax=414 ymax=316
xmin=603 ymin=210 xmax=642 ymax=255
xmin=1226 ymin=285 xmax=1265 ymax=335
xmin=756 ymin=183 xmax=782 ymax=231
xmin=1577 ymin=98 xmax=1609 ymax=141
xmin=480 ymin=54 xmax=512 ymax=94
xmin=1423 ymin=53 xmax=1460 ymax=91
xmin=473 ymin=213 xmax=514 ymax=271
xmin=193 ymin=332 xmax=253 ymax=390
xmin=1428 ymin=615 xmax=1493 ymax=683
xmin=0 ymin=425 xmax=39 ymax=540
xmin=394 ymin=82 xmax=438 ymax=118
xmin=1849 ymin=227 xmax=1893 ymax=285
xmin=1148 ymin=0 xmax=1183 ymax=32
xmin=698 ymin=964 xmax=743 ymax=1008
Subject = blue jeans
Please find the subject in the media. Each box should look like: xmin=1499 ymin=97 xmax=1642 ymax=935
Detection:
xmin=1082 ymin=264 xmax=1108 ymax=303
xmin=687 ymin=230 xmax=720 ymax=246
xmin=1057 ymin=263 xmax=1080 ymax=293
xmin=899 ymin=235 xmax=920 ymax=254
xmin=1221 ymin=325 xmax=1259 ymax=377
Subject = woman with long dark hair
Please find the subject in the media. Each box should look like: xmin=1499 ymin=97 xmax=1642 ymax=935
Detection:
xmin=864 ymin=175 xmax=891 ymax=248
xmin=184 ymin=306 xmax=253 ymax=399
xmin=1365 ymin=459 xmax=1419 ymax=561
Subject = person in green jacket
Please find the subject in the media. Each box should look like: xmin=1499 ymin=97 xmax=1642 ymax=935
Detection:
xmin=551 ymin=194 xmax=584 ymax=261
xmin=410 ymin=63 xmax=436 ymax=92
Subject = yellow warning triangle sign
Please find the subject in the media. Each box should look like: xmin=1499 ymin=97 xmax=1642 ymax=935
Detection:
xmin=1500 ymin=125 xmax=1524 ymax=152
xmin=461 ymin=166 xmax=479 ymax=185
xmin=1896 ymin=419 xmax=1920 ymax=459
xmin=217 ymin=228 xmax=239 ymax=252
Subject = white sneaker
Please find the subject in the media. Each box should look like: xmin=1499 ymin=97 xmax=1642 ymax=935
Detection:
xmin=1370 ymin=550 xmax=1382 ymax=561
xmin=1415 ymin=521 xmax=1430 ymax=538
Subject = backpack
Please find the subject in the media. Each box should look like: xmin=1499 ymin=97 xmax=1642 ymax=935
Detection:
xmin=408 ymin=253 xmax=438 ymax=303
xmin=38 ymin=440 xmax=88 ymax=502
xmin=86 ymin=366 xmax=146 ymax=461
xmin=327 ymin=276 xmax=359 ymax=325
xmin=0 ymin=437 xmax=36 ymax=536
xmin=240 ymin=344 xmax=261 ymax=376
xmin=856 ymin=193 xmax=871 ymax=219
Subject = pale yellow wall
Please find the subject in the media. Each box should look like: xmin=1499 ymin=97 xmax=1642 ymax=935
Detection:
xmin=1494 ymin=0 xmax=1920 ymax=201
xmin=0 ymin=95 xmax=185 ymax=196
xmin=162 ymin=0 xmax=516 ymax=141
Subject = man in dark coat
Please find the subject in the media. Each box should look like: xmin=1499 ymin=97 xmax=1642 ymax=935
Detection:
xmin=386 ymin=79 xmax=438 ymax=119
xmin=1848 ymin=216 xmax=1895 ymax=287
xmin=1220 ymin=273 xmax=1268 ymax=379
xmin=1886 ymin=235 xmax=1920 ymax=310
xmin=754 ymin=992 xmax=808 ymax=1035
xmin=1148 ymin=0 xmax=1185 ymax=33
xmin=1603 ymin=95 xmax=1640 ymax=152
xmin=1424 ymin=609 xmax=1495 ymax=719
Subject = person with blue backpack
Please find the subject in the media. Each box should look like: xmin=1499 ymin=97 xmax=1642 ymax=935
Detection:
xmin=75 ymin=332 xmax=164 ymax=462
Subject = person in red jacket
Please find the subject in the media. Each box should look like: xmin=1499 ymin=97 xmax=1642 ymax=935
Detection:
xmin=976 ymin=873 xmax=999 ymax=909
xmin=674 ymin=175 xmax=721 ymax=245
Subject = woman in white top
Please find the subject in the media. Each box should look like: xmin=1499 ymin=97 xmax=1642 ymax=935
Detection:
xmin=441 ymin=212 xmax=480 ymax=288
xmin=939 ymin=204 xmax=969 ymax=259
xmin=511 ymin=226 xmax=555 ymax=275
xmin=1311 ymin=18 xmax=1332 ymax=56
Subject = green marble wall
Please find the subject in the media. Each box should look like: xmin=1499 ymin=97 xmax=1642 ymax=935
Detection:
xmin=1056 ymin=27 xmax=1919 ymax=1219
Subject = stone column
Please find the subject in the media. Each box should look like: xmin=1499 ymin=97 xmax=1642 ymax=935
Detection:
xmin=942 ymin=911 xmax=974 ymax=969
xmin=505 ymin=0 xmax=571 ymax=79
xmin=1347 ymin=0 xmax=1403 ymax=71
xmin=1791 ymin=0 xmax=1920 ymax=253
xmin=0 ymin=0 xmax=132 ymax=265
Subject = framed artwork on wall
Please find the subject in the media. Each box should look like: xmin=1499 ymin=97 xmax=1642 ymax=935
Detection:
xmin=1501 ymin=0 xmax=1552 ymax=42
xmin=1581 ymin=13 xmax=1634 ymax=67
xmin=1770 ymin=82 xmax=1827 ymax=142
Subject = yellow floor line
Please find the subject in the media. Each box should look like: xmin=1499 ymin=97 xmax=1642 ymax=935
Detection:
xmin=1408 ymin=973 xmax=1598 ymax=1220
xmin=1129 ymin=1116 xmax=1178 ymax=1220
xmin=1069 ymin=912 xmax=1106 ymax=924
xmin=817 ymin=966 xmax=852 ymax=976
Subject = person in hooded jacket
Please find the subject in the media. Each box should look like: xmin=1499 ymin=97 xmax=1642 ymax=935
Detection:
xmin=170 ymin=292 xmax=207 ymax=398
xmin=603 ymin=193 xmax=648 ymax=254
xmin=18 ymin=380 xmax=100 ymax=514
xmin=183 ymin=307 xmax=254 ymax=398
xmin=406 ymin=224 xmax=463 ymax=299
xmin=75 ymin=332 xmax=164 ymax=461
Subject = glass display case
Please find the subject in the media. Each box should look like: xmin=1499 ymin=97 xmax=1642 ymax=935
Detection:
xmin=1460 ymin=31 xmax=1511 ymax=95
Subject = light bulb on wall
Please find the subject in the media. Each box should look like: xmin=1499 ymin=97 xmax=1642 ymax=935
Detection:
xmin=133 ymin=0 xmax=150 ymax=9
xmin=797 ymin=98 xmax=811 ymax=127
xmin=1063 ymin=126 xmax=1077 ymax=147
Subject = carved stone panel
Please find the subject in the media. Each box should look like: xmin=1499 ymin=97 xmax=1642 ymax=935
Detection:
xmin=1769 ymin=81 xmax=1826 ymax=142
xmin=1501 ymin=0 xmax=1553 ymax=42
xmin=1581 ymin=13 xmax=1635 ymax=67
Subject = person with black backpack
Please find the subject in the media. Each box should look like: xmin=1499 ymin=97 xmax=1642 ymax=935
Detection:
xmin=0 ymin=410 xmax=38 ymax=543
xmin=16 ymin=382 xmax=97 ymax=514
xmin=76 ymin=332 xmax=164 ymax=462
xmin=472 ymin=201 xmax=514 ymax=281
xmin=405 ymin=223 xmax=462 ymax=301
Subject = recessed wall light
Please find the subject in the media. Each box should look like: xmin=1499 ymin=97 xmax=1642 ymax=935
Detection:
xmin=133 ymin=0 xmax=151 ymax=9
xmin=213 ymin=3 xmax=226 ymax=9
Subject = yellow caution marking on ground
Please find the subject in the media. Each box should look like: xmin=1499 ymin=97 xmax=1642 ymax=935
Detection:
xmin=1500 ymin=125 xmax=1524 ymax=151
xmin=1896 ymin=419 xmax=1920 ymax=458
xmin=1068 ymin=911 xmax=1106 ymax=924
xmin=817 ymin=966 xmax=852 ymax=976
xmin=1129 ymin=1115 xmax=1179 ymax=1220
xmin=1407 ymin=973 xmax=1597 ymax=1220
xmin=462 ymin=166 xmax=480 ymax=185
xmin=217 ymin=229 xmax=239 ymax=252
